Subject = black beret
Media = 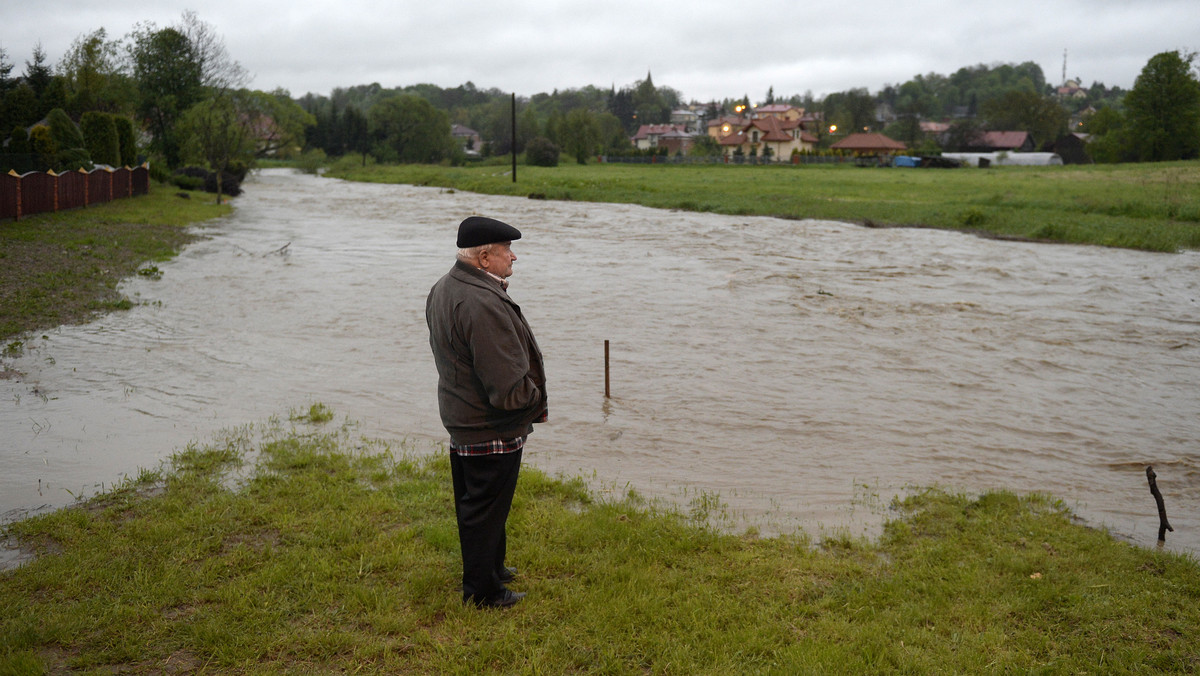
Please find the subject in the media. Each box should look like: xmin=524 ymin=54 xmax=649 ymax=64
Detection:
xmin=457 ymin=216 xmax=522 ymax=248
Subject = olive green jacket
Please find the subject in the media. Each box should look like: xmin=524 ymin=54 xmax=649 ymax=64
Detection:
xmin=426 ymin=260 xmax=547 ymax=445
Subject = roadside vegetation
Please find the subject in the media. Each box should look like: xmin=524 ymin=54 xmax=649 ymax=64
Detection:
xmin=325 ymin=159 xmax=1200 ymax=253
xmin=0 ymin=186 xmax=230 ymax=341
xmin=1 ymin=410 xmax=1197 ymax=673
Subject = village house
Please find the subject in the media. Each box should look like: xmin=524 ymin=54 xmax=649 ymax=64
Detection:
xmin=830 ymin=132 xmax=907 ymax=159
xmin=631 ymin=124 xmax=694 ymax=150
xmin=1056 ymin=79 xmax=1088 ymax=100
xmin=669 ymin=109 xmax=701 ymax=133
xmin=451 ymin=124 xmax=482 ymax=155
xmin=707 ymin=115 xmax=750 ymax=140
xmin=750 ymin=104 xmax=804 ymax=122
xmin=716 ymin=115 xmax=818 ymax=159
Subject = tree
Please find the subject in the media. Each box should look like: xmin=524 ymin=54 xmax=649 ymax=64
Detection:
xmin=607 ymin=87 xmax=636 ymax=133
xmin=46 ymin=108 xmax=92 ymax=171
xmin=130 ymin=26 xmax=203 ymax=167
xmin=29 ymin=125 xmax=55 ymax=170
xmin=179 ymin=10 xmax=249 ymax=90
xmin=368 ymin=94 xmax=455 ymax=163
xmin=824 ymin=88 xmax=876 ymax=133
xmin=342 ymin=105 xmax=371 ymax=165
xmin=237 ymin=89 xmax=315 ymax=158
xmin=980 ymin=90 xmax=1069 ymax=148
xmin=6 ymin=126 xmax=30 ymax=155
xmin=1082 ymin=107 xmax=1133 ymax=163
xmin=595 ymin=112 xmax=629 ymax=153
xmin=114 ymin=116 xmax=138 ymax=166
xmin=0 ymin=83 xmax=39 ymax=132
xmin=178 ymin=92 xmax=255 ymax=203
xmin=633 ymin=73 xmax=669 ymax=125
xmin=59 ymin=28 xmax=130 ymax=116
xmin=1124 ymin=50 xmax=1200 ymax=162
xmin=690 ymin=134 xmax=722 ymax=158
xmin=0 ymin=47 xmax=16 ymax=94
xmin=944 ymin=118 xmax=984 ymax=152
xmin=560 ymin=108 xmax=600 ymax=164
xmin=80 ymin=111 xmax=120 ymax=166
xmin=23 ymin=44 xmax=53 ymax=102
xmin=524 ymin=136 xmax=559 ymax=166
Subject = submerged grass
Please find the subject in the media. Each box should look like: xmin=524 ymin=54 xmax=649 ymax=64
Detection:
xmin=2 ymin=409 xmax=1197 ymax=673
xmin=327 ymin=160 xmax=1200 ymax=253
xmin=0 ymin=185 xmax=231 ymax=341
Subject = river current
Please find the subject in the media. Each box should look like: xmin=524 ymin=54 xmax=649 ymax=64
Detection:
xmin=3 ymin=169 xmax=1198 ymax=555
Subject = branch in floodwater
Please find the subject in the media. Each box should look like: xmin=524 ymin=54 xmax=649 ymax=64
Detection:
xmin=1146 ymin=465 xmax=1173 ymax=543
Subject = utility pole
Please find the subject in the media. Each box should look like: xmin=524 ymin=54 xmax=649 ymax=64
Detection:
xmin=511 ymin=93 xmax=517 ymax=183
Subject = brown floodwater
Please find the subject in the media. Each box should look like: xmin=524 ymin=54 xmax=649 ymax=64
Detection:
xmin=2 ymin=169 xmax=1198 ymax=555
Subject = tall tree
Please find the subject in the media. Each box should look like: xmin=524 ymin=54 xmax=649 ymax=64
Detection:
xmin=80 ymin=111 xmax=120 ymax=166
xmin=607 ymin=87 xmax=636 ymax=133
xmin=632 ymin=72 xmax=668 ymax=125
xmin=59 ymin=28 xmax=130 ymax=115
xmin=0 ymin=47 xmax=16 ymax=94
xmin=178 ymin=91 xmax=254 ymax=203
xmin=367 ymin=94 xmax=455 ymax=163
xmin=342 ymin=105 xmax=371 ymax=165
xmin=236 ymin=89 xmax=315 ymax=158
xmin=23 ymin=44 xmax=53 ymax=102
xmin=560 ymin=108 xmax=600 ymax=164
xmin=179 ymin=10 xmax=249 ymax=90
xmin=1124 ymin=50 xmax=1200 ymax=162
xmin=130 ymin=26 xmax=203 ymax=167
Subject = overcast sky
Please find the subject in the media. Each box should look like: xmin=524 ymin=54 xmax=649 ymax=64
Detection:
xmin=3 ymin=1 xmax=1198 ymax=103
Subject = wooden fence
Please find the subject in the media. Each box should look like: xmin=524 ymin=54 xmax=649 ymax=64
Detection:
xmin=0 ymin=164 xmax=150 ymax=221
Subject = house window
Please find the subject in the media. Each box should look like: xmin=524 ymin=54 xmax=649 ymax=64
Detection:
xmin=752 ymin=131 xmax=759 ymax=143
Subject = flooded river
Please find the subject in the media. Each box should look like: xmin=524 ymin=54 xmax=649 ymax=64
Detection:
xmin=3 ymin=169 xmax=1198 ymax=554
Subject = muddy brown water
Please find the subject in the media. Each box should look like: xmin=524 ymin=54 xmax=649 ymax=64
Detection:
xmin=3 ymin=169 xmax=1198 ymax=556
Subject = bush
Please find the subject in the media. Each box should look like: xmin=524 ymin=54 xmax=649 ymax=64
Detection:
xmin=47 ymin=109 xmax=85 ymax=151
xmin=174 ymin=166 xmax=243 ymax=197
xmin=297 ymin=149 xmax=327 ymax=174
xmin=525 ymin=136 xmax=560 ymax=167
xmin=80 ymin=112 xmax=120 ymax=167
xmin=114 ymin=117 xmax=138 ymax=167
xmin=6 ymin=127 xmax=31 ymax=155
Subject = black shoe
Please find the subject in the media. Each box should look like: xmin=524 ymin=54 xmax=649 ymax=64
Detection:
xmin=473 ymin=589 xmax=525 ymax=609
xmin=498 ymin=566 xmax=517 ymax=584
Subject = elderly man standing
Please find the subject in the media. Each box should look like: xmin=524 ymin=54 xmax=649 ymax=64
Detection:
xmin=426 ymin=216 xmax=547 ymax=609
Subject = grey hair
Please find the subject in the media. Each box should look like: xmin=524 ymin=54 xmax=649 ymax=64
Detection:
xmin=457 ymin=242 xmax=501 ymax=260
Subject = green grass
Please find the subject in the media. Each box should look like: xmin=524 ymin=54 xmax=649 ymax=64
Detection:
xmin=3 ymin=408 xmax=1197 ymax=673
xmin=327 ymin=159 xmax=1200 ymax=253
xmin=0 ymin=185 xmax=231 ymax=341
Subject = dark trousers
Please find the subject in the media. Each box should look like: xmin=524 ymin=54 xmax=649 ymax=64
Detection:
xmin=449 ymin=449 xmax=522 ymax=602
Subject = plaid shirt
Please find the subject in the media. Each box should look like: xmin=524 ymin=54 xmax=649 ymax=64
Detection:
xmin=451 ymin=435 xmax=527 ymax=456
xmin=448 ymin=410 xmax=547 ymax=456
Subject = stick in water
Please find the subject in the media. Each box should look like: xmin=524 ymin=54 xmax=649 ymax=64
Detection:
xmin=1146 ymin=465 xmax=1173 ymax=544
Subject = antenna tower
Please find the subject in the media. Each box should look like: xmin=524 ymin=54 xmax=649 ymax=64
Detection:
xmin=1062 ymin=48 xmax=1068 ymax=86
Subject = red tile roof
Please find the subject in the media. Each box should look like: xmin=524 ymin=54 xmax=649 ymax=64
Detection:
xmin=632 ymin=124 xmax=685 ymax=140
xmin=979 ymin=131 xmax=1031 ymax=149
xmin=830 ymin=132 xmax=907 ymax=151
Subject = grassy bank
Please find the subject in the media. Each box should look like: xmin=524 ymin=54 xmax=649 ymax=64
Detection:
xmin=2 ymin=409 xmax=1197 ymax=673
xmin=0 ymin=186 xmax=231 ymax=342
xmin=326 ymin=160 xmax=1200 ymax=253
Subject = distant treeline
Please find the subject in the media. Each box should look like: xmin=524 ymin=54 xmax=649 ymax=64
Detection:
xmin=296 ymin=59 xmax=1155 ymax=164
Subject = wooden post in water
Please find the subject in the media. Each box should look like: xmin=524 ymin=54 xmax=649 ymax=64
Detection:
xmin=604 ymin=340 xmax=610 ymax=398
xmin=1146 ymin=466 xmax=1173 ymax=545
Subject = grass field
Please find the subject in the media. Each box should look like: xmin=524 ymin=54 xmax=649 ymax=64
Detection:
xmin=327 ymin=159 xmax=1200 ymax=253
xmin=0 ymin=186 xmax=230 ymax=342
xmin=1 ymin=409 xmax=1197 ymax=673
